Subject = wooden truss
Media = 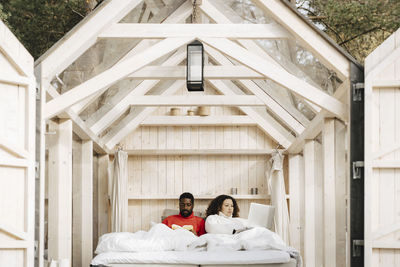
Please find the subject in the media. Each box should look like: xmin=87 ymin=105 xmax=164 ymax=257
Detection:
xmin=36 ymin=0 xmax=350 ymax=153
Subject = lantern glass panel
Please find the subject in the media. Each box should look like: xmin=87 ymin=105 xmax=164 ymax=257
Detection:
xmin=187 ymin=45 xmax=203 ymax=82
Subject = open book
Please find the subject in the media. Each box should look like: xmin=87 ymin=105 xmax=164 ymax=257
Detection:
xmin=247 ymin=203 xmax=275 ymax=230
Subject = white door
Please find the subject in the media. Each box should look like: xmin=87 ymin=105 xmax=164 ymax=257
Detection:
xmin=0 ymin=20 xmax=36 ymax=267
xmin=364 ymin=28 xmax=400 ymax=267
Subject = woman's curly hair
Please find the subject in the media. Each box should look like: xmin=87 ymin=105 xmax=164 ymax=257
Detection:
xmin=206 ymin=194 xmax=240 ymax=218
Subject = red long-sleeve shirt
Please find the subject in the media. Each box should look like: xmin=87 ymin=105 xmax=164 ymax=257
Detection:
xmin=162 ymin=212 xmax=206 ymax=236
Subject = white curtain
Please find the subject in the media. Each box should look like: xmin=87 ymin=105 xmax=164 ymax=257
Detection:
xmin=109 ymin=150 xmax=128 ymax=232
xmin=267 ymin=150 xmax=290 ymax=244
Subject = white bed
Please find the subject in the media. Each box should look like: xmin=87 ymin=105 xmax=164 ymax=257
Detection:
xmin=91 ymin=223 xmax=300 ymax=267
xmin=91 ymin=251 xmax=297 ymax=267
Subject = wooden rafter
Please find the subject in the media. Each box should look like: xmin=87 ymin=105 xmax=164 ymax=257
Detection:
xmin=205 ymin=45 xmax=305 ymax=135
xmin=89 ymin=48 xmax=186 ymax=135
xmin=103 ymin=80 xmax=186 ymax=150
xmin=208 ymin=79 xmax=294 ymax=148
xmin=199 ymin=0 xmax=317 ymax=120
xmin=141 ymin=116 xmax=256 ymax=126
xmin=128 ymin=65 xmax=264 ymax=79
xmin=288 ymin=79 xmax=350 ymax=153
xmin=200 ymin=37 xmax=348 ymax=121
xmin=251 ymin=0 xmax=350 ymax=81
xmin=46 ymin=84 xmax=109 ymax=154
xmin=70 ymin=0 xmax=193 ymax=115
xmin=44 ymin=37 xmax=194 ymax=120
xmin=128 ymin=95 xmax=265 ymax=106
xmin=99 ymin=23 xmax=291 ymax=39
xmin=36 ymin=0 xmax=144 ymax=79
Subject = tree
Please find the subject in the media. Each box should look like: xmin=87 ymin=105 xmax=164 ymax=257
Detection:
xmin=0 ymin=0 xmax=101 ymax=59
xmin=297 ymin=0 xmax=400 ymax=62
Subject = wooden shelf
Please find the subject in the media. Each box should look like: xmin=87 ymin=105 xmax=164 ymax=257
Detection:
xmin=128 ymin=194 xmax=270 ymax=200
xmin=125 ymin=149 xmax=278 ymax=156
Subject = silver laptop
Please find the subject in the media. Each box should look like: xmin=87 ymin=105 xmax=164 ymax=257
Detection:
xmin=247 ymin=203 xmax=275 ymax=229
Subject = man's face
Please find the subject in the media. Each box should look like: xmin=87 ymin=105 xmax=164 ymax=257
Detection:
xmin=179 ymin=198 xmax=193 ymax=218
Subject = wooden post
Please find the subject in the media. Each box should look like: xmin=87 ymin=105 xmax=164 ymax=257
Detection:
xmin=48 ymin=119 xmax=73 ymax=264
xmin=304 ymin=140 xmax=316 ymax=267
xmin=288 ymin=154 xmax=304 ymax=255
xmin=98 ymin=155 xmax=109 ymax=239
xmin=73 ymin=140 xmax=93 ymax=267
xmin=334 ymin=120 xmax=347 ymax=267
xmin=323 ymin=118 xmax=336 ymax=267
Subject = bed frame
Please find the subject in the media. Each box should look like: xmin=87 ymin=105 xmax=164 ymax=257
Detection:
xmin=97 ymin=259 xmax=297 ymax=267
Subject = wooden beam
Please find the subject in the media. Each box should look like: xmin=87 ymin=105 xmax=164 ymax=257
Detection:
xmin=374 ymin=142 xmax=400 ymax=159
xmin=0 ymin=223 xmax=28 ymax=240
xmin=372 ymin=160 xmax=400 ymax=168
xmin=322 ymin=118 xmax=336 ymax=267
xmin=288 ymin=79 xmax=350 ymax=153
xmin=124 ymin=149 xmax=277 ymax=155
xmin=72 ymin=140 xmax=93 ymax=267
xmin=0 ymin=73 xmax=31 ymax=86
xmin=372 ymin=241 xmax=400 ymax=249
xmin=44 ymin=37 xmax=193 ymax=119
xmin=208 ymin=79 xmax=294 ymax=148
xmin=200 ymin=37 xmax=348 ymax=120
xmin=0 ymin=241 xmax=30 ymax=249
xmin=103 ymin=80 xmax=186 ymax=150
xmin=372 ymin=222 xmax=400 ymax=240
xmin=48 ymin=119 xmax=73 ymax=262
xmin=46 ymin=84 xmax=109 ymax=154
xmin=304 ymin=140 xmax=316 ymax=267
xmin=252 ymin=0 xmax=350 ymax=81
xmin=128 ymin=194 xmax=270 ymax=200
xmin=205 ymin=45 xmax=306 ymax=134
xmin=70 ymin=1 xmax=192 ymax=115
xmin=372 ymin=79 xmax=400 ymax=88
xmin=0 ymin=157 xmax=29 ymax=168
xmin=128 ymin=65 xmax=264 ymax=79
xmin=88 ymin=48 xmax=186 ymax=135
xmin=128 ymin=95 xmax=265 ymax=106
xmin=288 ymin=154 xmax=304 ymax=254
xmin=97 ymin=155 xmax=109 ymax=239
xmin=141 ymin=116 xmax=256 ymax=126
xmin=0 ymin=136 xmax=29 ymax=158
xmin=36 ymin=0 xmax=143 ymax=79
xmin=99 ymin=23 xmax=291 ymax=39
xmin=199 ymin=0 xmax=314 ymax=122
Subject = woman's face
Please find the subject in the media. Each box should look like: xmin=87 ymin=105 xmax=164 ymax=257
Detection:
xmin=220 ymin=198 xmax=234 ymax=217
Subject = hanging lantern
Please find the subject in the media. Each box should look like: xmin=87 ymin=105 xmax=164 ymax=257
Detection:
xmin=186 ymin=40 xmax=204 ymax=91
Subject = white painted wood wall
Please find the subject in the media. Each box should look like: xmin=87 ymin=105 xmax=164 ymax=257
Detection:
xmin=0 ymin=20 xmax=35 ymax=267
xmin=364 ymin=28 xmax=400 ymax=267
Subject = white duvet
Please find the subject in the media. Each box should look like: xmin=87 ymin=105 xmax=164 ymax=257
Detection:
xmin=95 ymin=223 xmax=301 ymax=266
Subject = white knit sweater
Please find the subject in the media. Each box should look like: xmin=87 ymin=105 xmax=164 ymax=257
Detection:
xmin=205 ymin=212 xmax=248 ymax=235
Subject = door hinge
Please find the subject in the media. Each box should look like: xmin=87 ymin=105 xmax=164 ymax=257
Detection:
xmin=352 ymin=161 xmax=364 ymax=179
xmin=352 ymin=83 xmax=364 ymax=102
xmin=352 ymin=239 xmax=364 ymax=257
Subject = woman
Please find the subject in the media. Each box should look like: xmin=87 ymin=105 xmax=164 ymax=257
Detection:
xmin=205 ymin=195 xmax=248 ymax=234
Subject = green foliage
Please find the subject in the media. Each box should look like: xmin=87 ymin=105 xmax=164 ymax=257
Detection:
xmin=0 ymin=0 xmax=91 ymax=59
xmin=298 ymin=0 xmax=400 ymax=62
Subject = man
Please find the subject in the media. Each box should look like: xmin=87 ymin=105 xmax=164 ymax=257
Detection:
xmin=162 ymin=192 xmax=205 ymax=236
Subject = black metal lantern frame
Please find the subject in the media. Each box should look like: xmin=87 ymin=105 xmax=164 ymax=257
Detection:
xmin=186 ymin=40 xmax=204 ymax=91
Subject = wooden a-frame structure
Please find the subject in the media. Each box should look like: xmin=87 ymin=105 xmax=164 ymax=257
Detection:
xmin=34 ymin=1 xmax=359 ymax=267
